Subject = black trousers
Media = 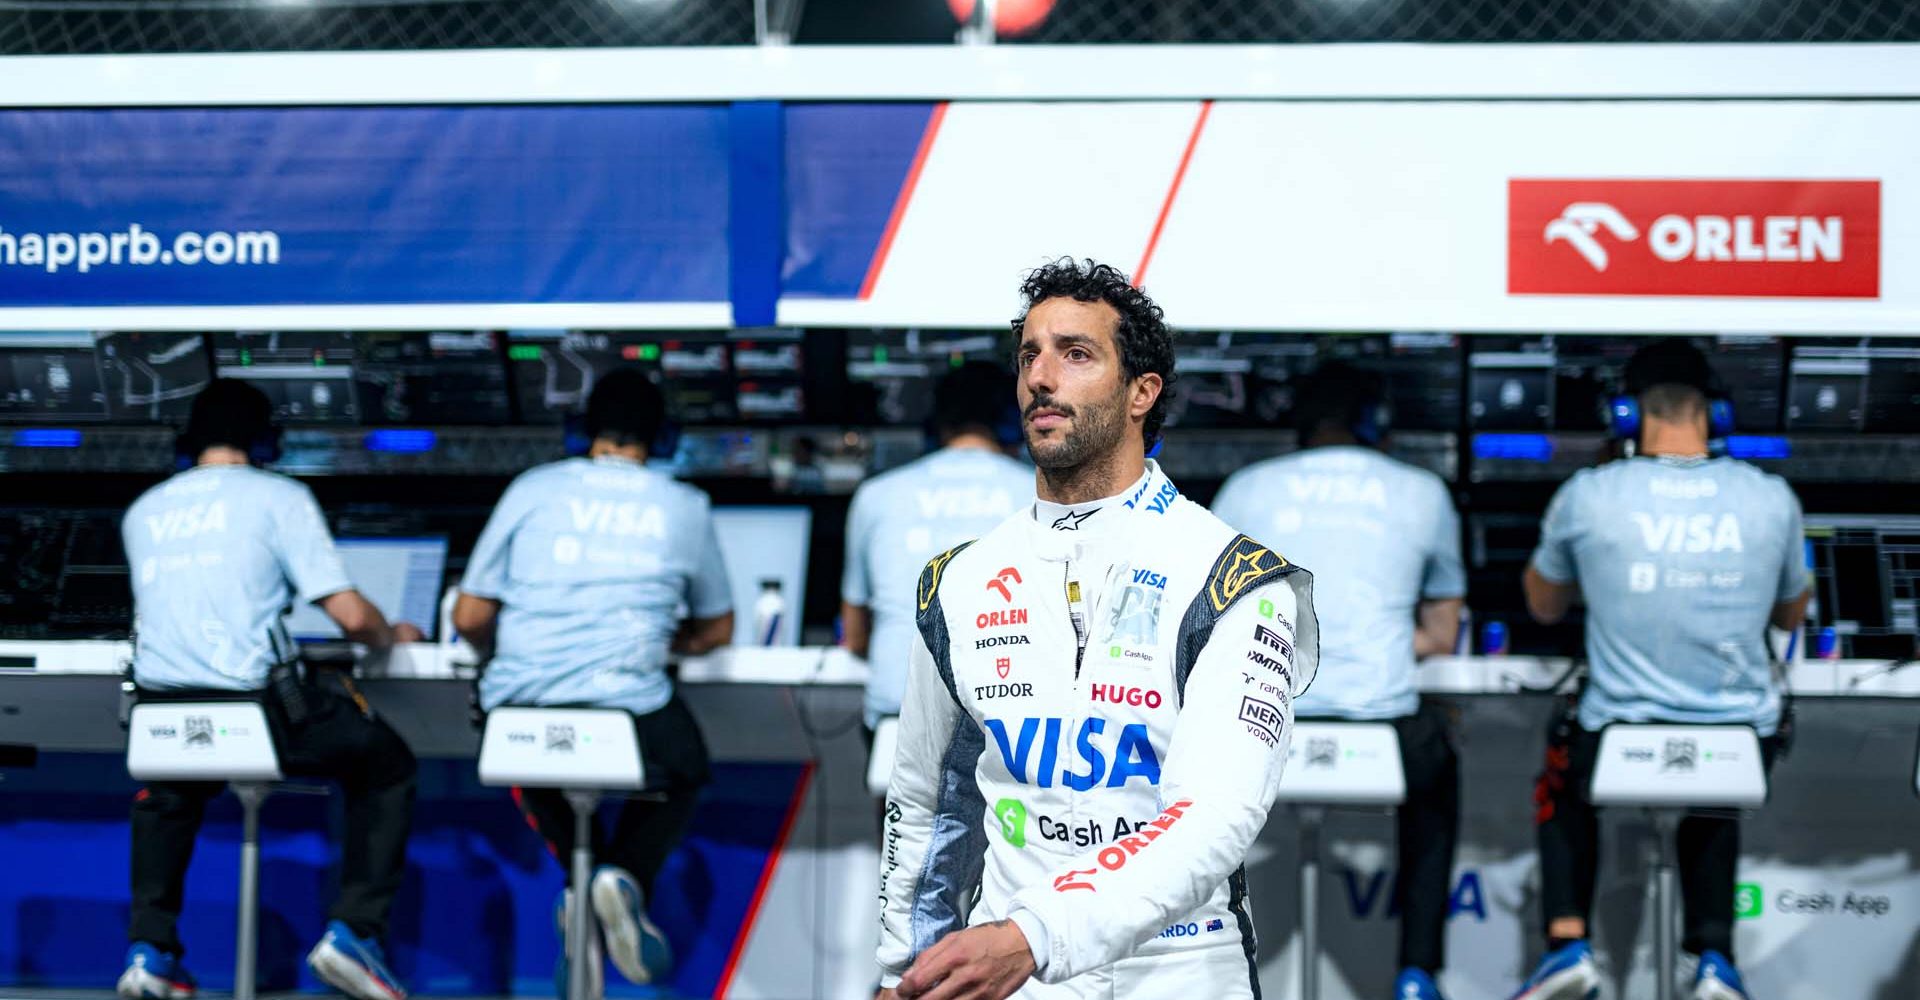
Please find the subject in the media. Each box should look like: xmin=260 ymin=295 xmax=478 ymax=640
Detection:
xmin=1533 ymin=709 xmax=1780 ymax=959
xmin=510 ymin=694 xmax=711 ymax=900
xmin=1301 ymin=702 xmax=1460 ymax=975
xmin=129 ymin=669 xmax=417 ymax=955
xmin=1391 ymin=702 xmax=1462 ymax=975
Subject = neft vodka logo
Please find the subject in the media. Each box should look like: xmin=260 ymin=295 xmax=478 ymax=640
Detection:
xmin=1508 ymin=180 xmax=1880 ymax=299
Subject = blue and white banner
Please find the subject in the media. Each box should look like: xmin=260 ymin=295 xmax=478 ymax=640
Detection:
xmin=0 ymin=106 xmax=731 ymax=308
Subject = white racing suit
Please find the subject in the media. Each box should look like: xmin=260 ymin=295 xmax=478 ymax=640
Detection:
xmin=877 ymin=462 xmax=1319 ymax=998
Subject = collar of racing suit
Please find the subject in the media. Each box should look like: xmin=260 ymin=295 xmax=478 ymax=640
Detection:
xmin=1026 ymin=460 xmax=1175 ymax=573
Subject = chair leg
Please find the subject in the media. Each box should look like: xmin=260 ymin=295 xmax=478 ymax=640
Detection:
xmin=1297 ymin=806 xmax=1325 ymax=1000
xmin=565 ymin=790 xmax=601 ymax=1000
xmin=1652 ymin=810 xmax=1680 ymax=1000
xmin=232 ymin=783 xmax=271 ymax=1000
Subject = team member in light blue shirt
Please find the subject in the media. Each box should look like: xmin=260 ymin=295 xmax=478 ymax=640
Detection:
xmin=119 ymin=380 xmax=424 ymax=1000
xmin=1212 ymin=362 xmax=1466 ymax=1000
xmin=842 ymin=361 xmax=1034 ymax=732
xmin=1510 ymin=340 xmax=1811 ymax=1000
xmin=453 ymin=370 xmax=732 ymax=993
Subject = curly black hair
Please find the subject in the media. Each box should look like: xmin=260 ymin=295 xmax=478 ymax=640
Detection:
xmin=1012 ymin=257 xmax=1179 ymax=447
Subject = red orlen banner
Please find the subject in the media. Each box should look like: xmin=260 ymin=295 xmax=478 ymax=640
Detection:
xmin=1508 ymin=179 xmax=1880 ymax=299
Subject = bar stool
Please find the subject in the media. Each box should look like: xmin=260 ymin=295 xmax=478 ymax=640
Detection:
xmin=477 ymin=707 xmax=645 ymax=1000
xmin=1273 ymin=721 xmax=1407 ymax=1000
xmin=1589 ymin=723 xmax=1769 ymax=1000
xmin=126 ymin=700 xmax=283 ymax=1000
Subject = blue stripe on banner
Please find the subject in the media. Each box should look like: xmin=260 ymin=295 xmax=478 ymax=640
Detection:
xmin=0 ymin=106 xmax=731 ymax=307
xmin=730 ymin=101 xmax=786 ymax=327
xmin=782 ymin=103 xmax=938 ymax=299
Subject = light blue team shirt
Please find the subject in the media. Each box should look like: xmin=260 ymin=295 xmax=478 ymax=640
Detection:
xmin=124 ymin=464 xmax=354 ymax=691
xmin=1531 ymin=456 xmax=1807 ymax=737
xmin=842 ymin=447 xmax=1035 ymax=727
xmin=462 ymin=455 xmax=732 ymax=716
xmin=1213 ymin=446 xmax=1465 ymax=720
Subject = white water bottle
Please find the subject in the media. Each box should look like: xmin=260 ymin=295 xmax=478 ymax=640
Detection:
xmin=753 ymin=579 xmax=787 ymax=647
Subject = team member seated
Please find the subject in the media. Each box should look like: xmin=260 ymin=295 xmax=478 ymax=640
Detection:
xmin=453 ymin=370 xmax=733 ymax=994
xmin=118 ymin=380 xmax=425 ymax=1000
xmin=1508 ymin=340 xmax=1811 ymax=1000
xmin=1213 ymin=361 xmax=1467 ymax=1000
xmin=842 ymin=361 xmax=1034 ymax=742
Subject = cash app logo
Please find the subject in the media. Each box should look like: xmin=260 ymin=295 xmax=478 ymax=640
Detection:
xmin=993 ymin=798 xmax=1028 ymax=848
xmin=1257 ymin=598 xmax=1275 ymax=619
xmin=1734 ymin=882 xmax=1763 ymax=919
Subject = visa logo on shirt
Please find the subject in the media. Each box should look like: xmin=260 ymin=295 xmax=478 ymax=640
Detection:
xmin=1285 ymin=474 xmax=1388 ymax=508
xmin=145 ymin=501 xmax=229 ymax=543
xmin=567 ymin=499 xmax=666 ymax=539
xmin=915 ymin=487 xmax=1017 ymax=520
xmin=984 ymin=717 xmax=1163 ymax=790
xmin=1632 ymin=512 xmax=1743 ymax=554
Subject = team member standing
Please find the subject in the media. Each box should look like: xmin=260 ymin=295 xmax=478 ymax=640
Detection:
xmin=842 ymin=361 xmax=1034 ymax=736
xmin=452 ymin=370 xmax=733 ymax=996
xmin=1211 ymin=362 xmax=1466 ymax=1000
xmin=119 ymin=380 xmax=424 ymax=1000
xmin=1508 ymin=340 xmax=1810 ymax=1000
xmin=878 ymin=259 xmax=1319 ymax=1000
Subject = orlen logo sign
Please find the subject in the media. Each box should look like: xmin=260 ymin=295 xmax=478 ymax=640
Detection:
xmin=1508 ymin=179 xmax=1879 ymax=299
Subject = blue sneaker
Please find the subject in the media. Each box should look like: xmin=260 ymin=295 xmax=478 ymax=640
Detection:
xmin=117 ymin=943 xmax=195 ymax=1000
xmin=308 ymin=920 xmax=407 ymax=1000
xmin=590 ymin=865 xmax=672 ymax=985
xmin=554 ymin=888 xmax=604 ymax=1000
xmin=1692 ymin=951 xmax=1751 ymax=1000
xmin=1396 ymin=967 xmax=1446 ymax=1000
xmin=1508 ymin=940 xmax=1600 ymax=1000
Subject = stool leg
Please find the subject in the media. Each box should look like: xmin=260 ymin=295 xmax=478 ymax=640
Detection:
xmin=565 ymin=790 xmax=601 ymax=1000
xmin=1653 ymin=810 xmax=1680 ymax=1000
xmin=233 ymin=783 xmax=270 ymax=1000
xmin=1298 ymin=806 xmax=1325 ymax=1000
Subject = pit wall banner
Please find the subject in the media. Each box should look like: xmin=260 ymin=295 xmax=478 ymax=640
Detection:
xmin=0 ymin=106 xmax=732 ymax=309
xmin=779 ymin=101 xmax=1920 ymax=334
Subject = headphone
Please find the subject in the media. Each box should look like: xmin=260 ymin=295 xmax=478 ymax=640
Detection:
xmin=1606 ymin=345 xmax=1735 ymax=444
xmin=563 ymin=412 xmax=681 ymax=461
xmin=1607 ymin=395 xmax=1734 ymax=442
xmin=173 ymin=424 xmax=283 ymax=471
xmin=1352 ymin=397 xmax=1394 ymax=449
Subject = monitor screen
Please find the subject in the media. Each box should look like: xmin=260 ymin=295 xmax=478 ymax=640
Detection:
xmin=1160 ymin=332 xmax=1462 ymax=433
xmin=212 ymin=332 xmax=360 ymax=425
xmin=0 ymin=332 xmax=108 ymax=421
xmin=844 ymin=330 xmax=1010 ymax=427
xmin=1804 ymin=515 xmax=1920 ymax=660
xmin=507 ymin=330 xmax=749 ymax=425
xmin=353 ymin=331 xmax=511 ymax=425
xmin=710 ymin=506 xmax=812 ymax=648
xmin=1468 ymin=340 xmax=1555 ymax=431
xmin=97 ymin=333 xmax=214 ymax=422
xmin=282 ymin=536 xmax=448 ymax=642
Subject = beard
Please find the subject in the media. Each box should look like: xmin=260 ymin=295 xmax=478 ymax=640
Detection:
xmin=1024 ymin=385 xmax=1127 ymax=470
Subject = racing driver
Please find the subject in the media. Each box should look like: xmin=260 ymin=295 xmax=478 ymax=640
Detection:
xmin=876 ymin=258 xmax=1319 ymax=1000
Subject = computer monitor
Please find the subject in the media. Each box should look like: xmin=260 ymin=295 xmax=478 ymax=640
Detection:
xmin=283 ymin=536 xmax=449 ymax=642
xmin=710 ymin=506 xmax=812 ymax=647
xmin=1804 ymin=515 xmax=1920 ymax=660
